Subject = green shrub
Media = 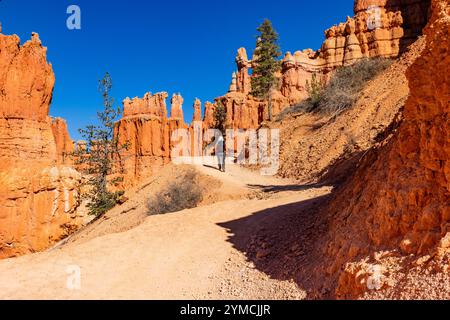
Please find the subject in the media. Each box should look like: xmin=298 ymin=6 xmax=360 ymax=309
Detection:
xmin=306 ymin=73 xmax=324 ymax=108
xmin=147 ymin=170 xmax=203 ymax=215
xmin=316 ymin=58 xmax=392 ymax=114
xmin=277 ymin=58 xmax=392 ymax=120
xmin=276 ymin=99 xmax=312 ymax=120
xmin=87 ymin=190 xmax=125 ymax=218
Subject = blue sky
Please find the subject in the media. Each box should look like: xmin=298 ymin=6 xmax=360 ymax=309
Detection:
xmin=0 ymin=0 xmax=353 ymax=140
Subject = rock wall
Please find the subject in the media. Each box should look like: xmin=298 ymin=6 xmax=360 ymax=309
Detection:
xmin=115 ymin=92 xmax=190 ymax=185
xmin=0 ymin=32 xmax=83 ymax=259
xmin=0 ymin=32 xmax=54 ymax=121
xmin=52 ymin=118 xmax=75 ymax=165
xmin=320 ymin=0 xmax=448 ymax=298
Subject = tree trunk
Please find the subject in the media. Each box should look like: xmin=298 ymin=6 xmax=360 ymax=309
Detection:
xmin=268 ymin=92 xmax=273 ymax=121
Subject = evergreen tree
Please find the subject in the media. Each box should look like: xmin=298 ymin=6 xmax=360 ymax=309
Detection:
xmin=76 ymin=72 xmax=128 ymax=217
xmin=251 ymin=19 xmax=282 ymax=121
xmin=213 ymin=101 xmax=227 ymax=134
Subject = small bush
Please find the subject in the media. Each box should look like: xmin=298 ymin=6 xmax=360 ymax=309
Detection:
xmin=87 ymin=190 xmax=125 ymax=217
xmin=316 ymin=58 xmax=391 ymax=114
xmin=276 ymin=99 xmax=313 ymax=120
xmin=277 ymin=58 xmax=392 ymax=120
xmin=147 ymin=170 xmax=203 ymax=215
xmin=306 ymin=73 xmax=324 ymax=108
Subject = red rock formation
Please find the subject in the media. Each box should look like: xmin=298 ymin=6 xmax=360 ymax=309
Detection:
xmin=189 ymin=99 xmax=203 ymax=158
xmin=0 ymin=32 xmax=54 ymax=121
xmin=319 ymin=0 xmax=431 ymax=71
xmin=203 ymin=101 xmax=216 ymax=129
xmin=123 ymin=92 xmax=168 ymax=118
xmin=0 ymin=31 xmax=83 ymax=259
xmin=321 ymin=0 xmax=448 ymax=298
xmin=52 ymin=118 xmax=75 ymax=165
xmin=170 ymin=94 xmax=184 ymax=120
xmin=354 ymin=0 xmax=431 ymax=41
xmin=115 ymin=92 xmax=190 ymax=186
xmin=216 ymin=0 xmax=431 ymax=126
xmin=235 ymin=48 xmax=252 ymax=95
xmin=192 ymin=98 xmax=202 ymax=122
xmin=215 ymin=92 xmax=264 ymax=129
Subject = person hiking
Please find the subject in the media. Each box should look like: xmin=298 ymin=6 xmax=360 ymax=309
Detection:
xmin=216 ymin=134 xmax=225 ymax=172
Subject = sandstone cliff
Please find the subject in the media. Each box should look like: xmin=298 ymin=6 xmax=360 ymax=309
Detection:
xmin=0 ymin=32 xmax=54 ymax=121
xmin=115 ymin=92 xmax=190 ymax=185
xmin=52 ymin=117 xmax=75 ymax=165
xmin=319 ymin=0 xmax=448 ymax=298
xmin=0 ymin=31 xmax=83 ymax=259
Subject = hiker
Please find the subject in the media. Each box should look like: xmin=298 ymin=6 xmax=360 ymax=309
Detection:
xmin=216 ymin=134 xmax=225 ymax=172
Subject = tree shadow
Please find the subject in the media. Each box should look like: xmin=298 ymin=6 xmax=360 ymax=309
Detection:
xmin=218 ymin=192 xmax=336 ymax=299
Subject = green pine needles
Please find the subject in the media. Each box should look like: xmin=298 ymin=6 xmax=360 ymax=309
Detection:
xmin=76 ymin=72 xmax=129 ymax=217
xmin=251 ymin=19 xmax=282 ymax=121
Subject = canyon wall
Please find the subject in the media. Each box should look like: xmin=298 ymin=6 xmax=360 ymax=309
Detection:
xmin=0 ymin=31 xmax=83 ymax=259
xmin=320 ymin=0 xmax=448 ymax=298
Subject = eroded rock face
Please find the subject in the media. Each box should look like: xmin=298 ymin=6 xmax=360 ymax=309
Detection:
xmin=0 ymin=167 xmax=81 ymax=258
xmin=115 ymin=92 xmax=189 ymax=186
xmin=123 ymin=92 xmax=168 ymax=118
xmin=170 ymin=94 xmax=184 ymax=120
xmin=203 ymin=101 xmax=216 ymax=129
xmin=52 ymin=118 xmax=75 ymax=165
xmin=192 ymin=98 xmax=202 ymax=122
xmin=0 ymin=32 xmax=82 ymax=259
xmin=354 ymin=0 xmax=431 ymax=39
xmin=0 ymin=32 xmax=54 ymax=121
xmin=321 ymin=0 xmax=449 ymax=298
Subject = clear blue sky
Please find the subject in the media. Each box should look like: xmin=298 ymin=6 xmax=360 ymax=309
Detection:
xmin=0 ymin=0 xmax=353 ymax=140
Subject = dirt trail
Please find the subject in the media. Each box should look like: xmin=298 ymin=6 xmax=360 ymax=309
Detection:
xmin=0 ymin=164 xmax=331 ymax=300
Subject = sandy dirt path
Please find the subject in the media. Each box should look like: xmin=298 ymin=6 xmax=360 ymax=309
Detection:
xmin=0 ymin=164 xmax=331 ymax=300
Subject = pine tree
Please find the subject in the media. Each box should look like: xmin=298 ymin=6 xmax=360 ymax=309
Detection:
xmin=213 ymin=101 xmax=227 ymax=134
xmin=76 ymin=72 xmax=128 ymax=217
xmin=251 ymin=19 xmax=282 ymax=121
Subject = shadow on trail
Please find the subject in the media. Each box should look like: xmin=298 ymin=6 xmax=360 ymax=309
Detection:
xmin=218 ymin=147 xmax=377 ymax=298
xmin=218 ymin=192 xmax=336 ymax=299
